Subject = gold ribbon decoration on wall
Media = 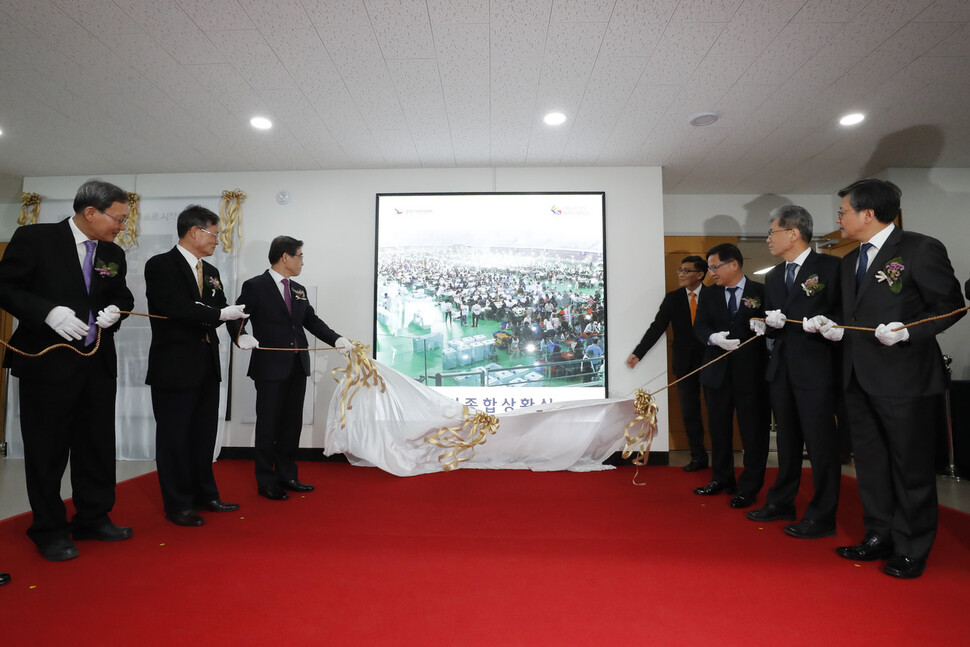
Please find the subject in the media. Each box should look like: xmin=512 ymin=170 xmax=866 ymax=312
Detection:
xmin=219 ymin=189 xmax=246 ymax=253
xmin=18 ymin=192 xmax=42 ymax=226
xmin=622 ymin=389 xmax=659 ymax=485
xmin=426 ymin=408 xmax=500 ymax=471
xmin=115 ymin=192 xmax=141 ymax=249
xmin=331 ymin=341 xmax=386 ymax=428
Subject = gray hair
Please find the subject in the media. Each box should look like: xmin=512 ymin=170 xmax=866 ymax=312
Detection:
xmin=769 ymin=204 xmax=813 ymax=243
xmin=73 ymin=179 xmax=128 ymax=214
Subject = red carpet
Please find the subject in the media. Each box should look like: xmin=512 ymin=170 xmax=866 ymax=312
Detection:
xmin=2 ymin=461 xmax=968 ymax=645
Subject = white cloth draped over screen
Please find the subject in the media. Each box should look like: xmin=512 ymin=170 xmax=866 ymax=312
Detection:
xmin=4 ymin=197 xmax=234 ymax=460
xmin=324 ymin=361 xmax=633 ymax=477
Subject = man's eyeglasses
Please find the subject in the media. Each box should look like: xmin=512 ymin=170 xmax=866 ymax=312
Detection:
xmin=836 ymin=209 xmax=854 ymax=220
xmin=675 ymin=268 xmax=699 ymax=274
xmin=100 ymin=210 xmax=129 ymax=225
xmin=708 ymin=261 xmax=734 ymax=271
xmin=197 ymin=227 xmax=219 ymax=238
xmin=767 ymin=228 xmax=793 ymax=237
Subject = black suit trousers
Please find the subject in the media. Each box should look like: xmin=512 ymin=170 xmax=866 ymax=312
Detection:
xmin=254 ymin=356 xmax=308 ymax=486
xmin=703 ymin=382 xmax=769 ymax=495
xmin=151 ymin=361 xmax=221 ymax=514
xmin=766 ymin=372 xmax=840 ymax=523
xmin=845 ymin=374 xmax=938 ymax=561
xmin=20 ymin=368 xmax=117 ymax=544
xmin=675 ymin=373 xmax=707 ymax=461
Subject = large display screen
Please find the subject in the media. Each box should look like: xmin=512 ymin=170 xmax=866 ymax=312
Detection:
xmin=375 ymin=192 xmax=607 ymax=412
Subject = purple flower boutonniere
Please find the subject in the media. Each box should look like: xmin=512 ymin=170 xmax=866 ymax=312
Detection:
xmin=800 ymin=274 xmax=825 ymax=297
xmin=291 ymin=288 xmax=307 ymax=301
xmin=742 ymin=297 xmax=761 ymax=309
xmin=875 ymin=257 xmax=904 ymax=295
xmin=94 ymin=259 xmax=118 ymax=278
xmin=208 ymin=276 xmax=222 ymax=297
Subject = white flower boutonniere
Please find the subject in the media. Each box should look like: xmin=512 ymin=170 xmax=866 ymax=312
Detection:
xmin=291 ymin=288 xmax=307 ymax=301
xmin=875 ymin=258 xmax=904 ymax=295
xmin=800 ymin=274 xmax=825 ymax=297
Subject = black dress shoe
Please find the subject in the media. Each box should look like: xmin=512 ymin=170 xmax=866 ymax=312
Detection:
xmin=166 ymin=511 xmax=206 ymax=527
xmin=280 ymin=479 xmax=314 ymax=492
xmin=884 ymin=553 xmax=925 ymax=579
xmin=729 ymin=493 xmax=755 ymax=508
xmin=37 ymin=537 xmax=78 ymax=562
xmin=258 ymin=485 xmax=290 ymax=500
xmin=682 ymin=460 xmax=709 ymax=473
xmin=836 ymin=535 xmax=893 ymax=561
xmin=746 ymin=503 xmax=796 ymax=522
xmin=784 ymin=518 xmax=836 ymax=539
xmin=202 ymin=499 xmax=240 ymax=512
xmin=693 ymin=480 xmax=737 ymax=496
xmin=72 ymin=523 xmax=133 ymax=542
xmin=0 ymin=573 xmax=10 ymax=586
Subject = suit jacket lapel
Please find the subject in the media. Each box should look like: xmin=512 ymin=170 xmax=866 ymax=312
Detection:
xmin=783 ymin=251 xmax=815 ymax=308
xmin=173 ymin=247 xmax=201 ymax=299
xmin=57 ymin=219 xmax=90 ymax=296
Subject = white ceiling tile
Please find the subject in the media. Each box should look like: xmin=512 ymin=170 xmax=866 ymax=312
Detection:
xmin=551 ymin=0 xmax=616 ymax=23
xmin=434 ymin=23 xmax=489 ymax=85
xmin=52 ymin=0 xmax=145 ymax=34
xmin=925 ymin=23 xmax=970 ymax=56
xmin=600 ymin=0 xmax=676 ymax=57
xmin=916 ymin=0 xmax=970 ymax=21
xmin=792 ymin=0 xmax=869 ymax=23
xmin=178 ymin=0 xmax=255 ymax=30
xmin=367 ymin=0 xmax=436 ymax=59
xmin=206 ymin=29 xmax=296 ymax=90
xmin=670 ymin=0 xmax=744 ymax=22
xmin=428 ymin=0 xmax=489 ymax=24
xmin=443 ymin=84 xmax=489 ymax=130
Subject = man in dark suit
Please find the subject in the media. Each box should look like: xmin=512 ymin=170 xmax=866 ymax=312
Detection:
xmin=692 ymin=243 xmax=770 ymax=508
xmin=145 ymin=205 xmax=247 ymax=527
xmin=808 ymin=178 xmax=965 ymax=578
xmin=747 ymin=205 xmax=842 ymax=539
xmin=234 ymin=235 xmax=351 ymax=500
xmin=0 ymin=179 xmax=134 ymax=561
xmin=627 ymin=255 xmax=710 ymax=471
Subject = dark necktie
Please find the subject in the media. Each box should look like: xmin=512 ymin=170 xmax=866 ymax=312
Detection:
xmin=82 ymin=240 xmax=97 ymax=346
xmin=785 ymin=262 xmax=797 ymax=292
xmin=855 ymin=242 xmax=872 ymax=289
xmin=726 ymin=287 xmax=739 ymax=318
xmin=282 ymin=278 xmax=292 ymax=313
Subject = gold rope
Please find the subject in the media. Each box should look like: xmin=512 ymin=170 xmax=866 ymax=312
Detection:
xmin=0 ymin=328 xmax=101 ymax=358
xmin=426 ymin=407 xmax=500 ymax=471
xmin=115 ymin=192 xmax=141 ymax=249
xmin=621 ymin=389 xmax=659 ymax=485
xmin=219 ymin=189 xmax=246 ymax=253
xmin=752 ymin=306 xmax=970 ymax=332
xmin=330 ymin=341 xmax=386 ymax=428
xmin=18 ymin=193 xmax=41 ymax=226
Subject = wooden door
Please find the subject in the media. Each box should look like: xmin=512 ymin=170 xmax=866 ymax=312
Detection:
xmin=662 ymin=235 xmax=738 ymax=451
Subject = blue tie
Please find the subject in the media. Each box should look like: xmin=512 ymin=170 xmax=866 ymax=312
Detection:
xmin=785 ymin=263 xmax=797 ymax=292
xmin=726 ymin=287 xmax=739 ymax=318
xmin=82 ymin=240 xmax=97 ymax=346
xmin=855 ymin=242 xmax=872 ymax=289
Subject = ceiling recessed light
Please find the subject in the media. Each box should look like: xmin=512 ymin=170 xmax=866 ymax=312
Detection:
xmin=543 ymin=112 xmax=567 ymax=126
xmin=688 ymin=112 xmax=718 ymax=127
xmin=250 ymin=116 xmax=273 ymax=130
xmin=839 ymin=112 xmax=865 ymax=126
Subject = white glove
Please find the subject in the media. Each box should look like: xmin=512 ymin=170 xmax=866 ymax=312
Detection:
xmin=709 ymin=331 xmax=741 ymax=351
xmin=816 ymin=316 xmax=844 ymax=342
xmin=236 ymin=334 xmax=259 ymax=350
xmin=335 ymin=336 xmax=354 ymax=356
xmin=96 ymin=305 xmax=121 ymax=329
xmin=765 ymin=310 xmax=786 ymax=329
xmin=802 ymin=316 xmax=820 ymax=333
xmin=749 ymin=319 xmax=766 ymax=336
xmin=45 ymin=306 xmax=89 ymax=341
xmin=875 ymin=322 xmax=909 ymax=346
xmin=219 ymin=304 xmax=248 ymax=321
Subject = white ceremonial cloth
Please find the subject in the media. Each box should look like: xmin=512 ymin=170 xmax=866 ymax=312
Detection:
xmin=324 ymin=362 xmax=634 ymax=477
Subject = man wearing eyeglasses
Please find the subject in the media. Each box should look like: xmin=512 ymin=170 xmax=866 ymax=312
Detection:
xmin=692 ymin=243 xmax=770 ymax=508
xmin=806 ymin=179 xmax=965 ymax=578
xmin=627 ymin=256 xmax=711 ymax=472
xmin=232 ymin=236 xmax=352 ymax=500
xmin=145 ymin=205 xmax=248 ymax=527
xmin=0 ymin=179 xmax=135 ymax=561
xmin=747 ymin=205 xmax=842 ymax=539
